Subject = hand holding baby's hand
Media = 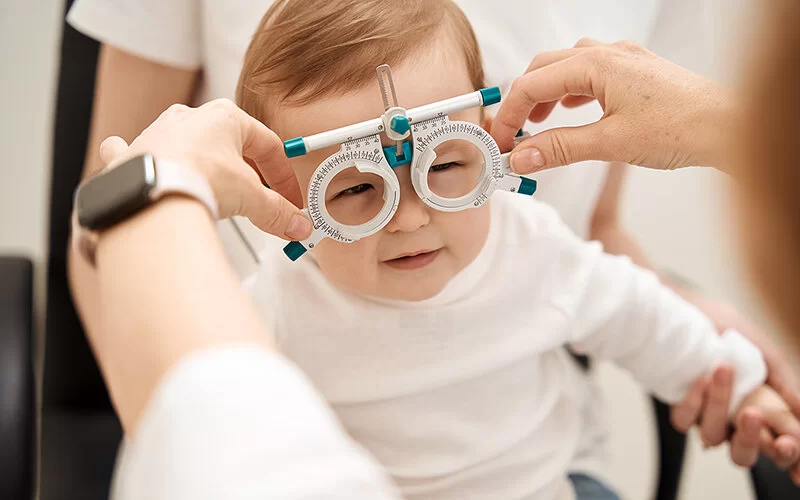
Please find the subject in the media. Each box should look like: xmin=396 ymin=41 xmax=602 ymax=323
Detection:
xmin=673 ymin=366 xmax=800 ymax=485
xmin=736 ymin=385 xmax=800 ymax=483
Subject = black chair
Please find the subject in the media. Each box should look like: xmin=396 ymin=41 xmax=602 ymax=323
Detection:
xmin=38 ymin=1 xmax=122 ymax=498
xmin=0 ymin=257 xmax=36 ymax=500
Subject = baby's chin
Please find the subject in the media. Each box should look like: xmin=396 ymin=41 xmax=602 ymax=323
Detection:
xmin=371 ymin=266 xmax=459 ymax=302
xmin=375 ymin=280 xmax=448 ymax=302
xmin=324 ymin=266 xmax=454 ymax=303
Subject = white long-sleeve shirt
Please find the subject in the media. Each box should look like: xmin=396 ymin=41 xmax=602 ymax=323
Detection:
xmin=248 ymin=193 xmax=767 ymax=500
xmin=112 ymin=347 xmax=401 ymax=500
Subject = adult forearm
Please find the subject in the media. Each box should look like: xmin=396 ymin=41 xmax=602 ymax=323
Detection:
xmin=92 ymin=197 xmax=275 ymax=434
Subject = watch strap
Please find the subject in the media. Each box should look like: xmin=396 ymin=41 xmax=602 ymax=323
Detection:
xmin=149 ymin=158 xmax=219 ymax=220
xmin=72 ymin=157 xmax=219 ymax=266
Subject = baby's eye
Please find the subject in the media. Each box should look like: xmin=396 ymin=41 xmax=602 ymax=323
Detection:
xmin=335 ymin=183 xmax=374 ymax=198
xmin=430 ymin=161 xmax=460 ymax=172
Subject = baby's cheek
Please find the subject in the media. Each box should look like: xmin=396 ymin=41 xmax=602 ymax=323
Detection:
xmin=313 ymin=238 xmax=378 ymax=292
xmin=440 ymin=204 xmax=490 ymax=262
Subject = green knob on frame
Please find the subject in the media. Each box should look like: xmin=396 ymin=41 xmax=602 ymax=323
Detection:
xmin=390 ymin=115 xmax=410 ymax=135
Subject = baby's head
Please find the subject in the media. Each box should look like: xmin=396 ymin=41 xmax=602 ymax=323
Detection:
xmin=238 ymin=0 xmax=490 ymax=301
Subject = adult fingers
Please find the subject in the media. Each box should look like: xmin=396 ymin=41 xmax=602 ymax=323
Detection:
xmin=528 ymin=101 xmax=559 ymax=124
xmin=792 ymin=461 xmax=800 ymax=486
xmin=671 ymin=375 xmax=709 ymax=432
xmin=522 ymin=46 xmax=607 ymax=124
xmin=730 ymin=408 xmax=763 ymax=467
xmin=240 ymin=111 xmax=303 ymax=207
xmin=99 ymin=136 xmax=130 ymax=166
xmin=560 ymin=95 xmax=597 ymax=108
xmin=574 ymin=37 xmax=605 ymax=48
xmin=700 ymin=365 xmax=734 ymax=447
xmin=508 ymin=119 xmax=611 ymax=174
xmin=206 ymin=99 xmax=304 ymax=209
xmin=236 ymin=164 xmax=312 ymax=241
xmin=525 ymin=47 xmax=592 ymax=73
xmin=766 ymin=434 xmax=800 ymax=470
xmin=765 ymin=350 xmax=800 ymax=419
xmin=492 ymin=50 xmax=603 ymax=152
xmin=527 ymin=95 xmax=597 ymax=124
xmin=521 ymin=45 xmax=603 ymax=124
xmin=755 ymin=428 xmax=800 ymax=471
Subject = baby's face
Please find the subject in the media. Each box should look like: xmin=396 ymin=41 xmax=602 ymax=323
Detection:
xmin=273 ymin=45 xmax=490 ymax=301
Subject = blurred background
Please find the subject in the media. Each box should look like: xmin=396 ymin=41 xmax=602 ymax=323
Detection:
xmin=0 ymin=0 xmax=795 ymax=499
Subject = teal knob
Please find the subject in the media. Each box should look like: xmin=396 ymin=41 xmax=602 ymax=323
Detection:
xmin=283 ymin=241 xmax=308 ymax=261
xmin=479 ymin=86 xmax=502 ymax=106
xmin=284 ymin=137 xmax=307 ymax=158
xmin=518 ymin=177 xmax=537 ymax=196
xmin=390 ymin=115 xmax=410 ymax=135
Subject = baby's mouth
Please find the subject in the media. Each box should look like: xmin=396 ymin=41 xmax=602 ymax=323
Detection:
xmin=384 ymin=249 xmax=441 ymax=271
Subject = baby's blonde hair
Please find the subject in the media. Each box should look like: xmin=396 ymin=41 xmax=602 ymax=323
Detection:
xmin=236 ymin=0 xmax=485 ymax=125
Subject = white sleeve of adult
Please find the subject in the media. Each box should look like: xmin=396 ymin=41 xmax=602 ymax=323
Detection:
xmin=111 ymin=346 xmax=401 ymax=500
xmin=67 ymin=0 xmax=202 ymax=68
xmin=565 ymin=247 xmax=767 ymax=414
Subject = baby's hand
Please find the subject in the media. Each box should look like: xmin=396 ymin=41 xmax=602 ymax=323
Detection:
xmin=737 ymin=385 xmax=800 ymax=484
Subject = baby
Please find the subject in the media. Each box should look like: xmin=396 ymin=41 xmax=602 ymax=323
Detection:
xmin=239 ymin=0 xmax=796 ymax=498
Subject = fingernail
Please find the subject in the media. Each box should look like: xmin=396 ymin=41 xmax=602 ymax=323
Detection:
xmin=511 ymin=148 xmax=545 ymax=174
xmin=286 ymin=214 xmax=312 ymax=240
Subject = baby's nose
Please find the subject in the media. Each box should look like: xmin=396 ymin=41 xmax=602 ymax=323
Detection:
xmin=384 ymin=170 xmax=431 ymax=233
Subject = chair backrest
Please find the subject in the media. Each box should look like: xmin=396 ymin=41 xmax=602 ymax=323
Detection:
xmin=43 ymin=0 xmax=111 ymax=413
xmin=0 ymin=257 xmax=35 ymax=500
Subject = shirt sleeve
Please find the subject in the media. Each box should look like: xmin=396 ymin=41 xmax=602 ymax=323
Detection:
xmin=564 ymin=243 xmax=766 ymax=414
xmin=111 ymin=347 xmax=401 ymax=500
xmin=524 ymin=202 xmax=767 ymax=415
xmin=67 ymin=0 xmax=202 ymax=69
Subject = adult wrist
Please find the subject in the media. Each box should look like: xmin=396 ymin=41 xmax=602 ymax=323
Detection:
xmin=694 ymin=84 xmax=740 ymax=171
xmin=95 ymin=196 xmax=215 ymax=269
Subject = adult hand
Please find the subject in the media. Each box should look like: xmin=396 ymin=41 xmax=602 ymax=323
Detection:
xmin=670 ymin=292 xmax=800 ymax=481
xmin=669 ymin=291 xmax=800 ymax=434
xmin=99 ymin=98 xmax=312 ymax=241
xmin=672 ymin=365 xmax=800 ymax=482
xmin=491 ymin=39 xmax=736 ymax=173
xmin=694 ymin=295 xmax=800 ymax=419
xmin=737 ymin=386 xmax=800 ymax=484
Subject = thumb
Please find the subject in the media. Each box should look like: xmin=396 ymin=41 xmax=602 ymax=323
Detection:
xmin=99 ymin=136 xmax=130 ymax=166
xmin=767 ymin=360 xmax=800 ymax=420
xmin=508 ymin=121 xmax=610 ymax=174
xmin=240 ymin=178 xmax=312 ymax=241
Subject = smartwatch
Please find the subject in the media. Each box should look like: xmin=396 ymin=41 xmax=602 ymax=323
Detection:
xmin=72 ymin=154 xmax=219 ymax=265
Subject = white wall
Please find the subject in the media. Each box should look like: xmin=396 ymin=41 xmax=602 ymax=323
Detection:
xmin=0 ymin=0 xmax=62 ymax=262
xmin=0 ymin=1 xmax=790 ymax=499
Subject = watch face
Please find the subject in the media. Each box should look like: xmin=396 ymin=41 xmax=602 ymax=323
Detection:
xmin=76 ymin=155 xmax=157 ymax=230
